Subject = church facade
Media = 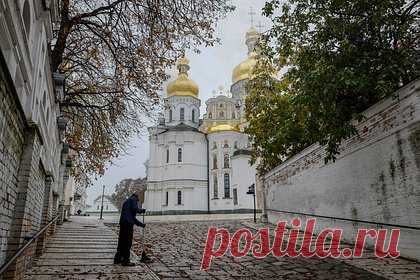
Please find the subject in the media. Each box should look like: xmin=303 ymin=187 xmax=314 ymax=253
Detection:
xmin=145 ymin=28 xmax=260 ymax=214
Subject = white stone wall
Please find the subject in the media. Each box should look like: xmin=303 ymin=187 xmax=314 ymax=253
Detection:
xmin=0 ymin=1 xmax=73 ymax=274
xmin=145 ymin=181 xmax=208 ymax=214
xmin=165 ymin=96 xmax=201 ymax=128
xmin=208 ymin=131 xmax=253 ymax=212
xmin=264 ymin=80 xmax=420 ymax=260
xmin=231 ymin=153 xmax=257 ymax=210
xmin=146 ymin=128 xmax=208 ymax=214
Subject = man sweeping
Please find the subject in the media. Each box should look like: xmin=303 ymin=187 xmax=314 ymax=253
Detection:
xmin=114 ymin=193 xmax=147 ymax=266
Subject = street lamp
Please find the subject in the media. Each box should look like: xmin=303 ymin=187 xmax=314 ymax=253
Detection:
xmin=99 ymin=185 xmax=105 ymax=220
xmin=246 ymin=183 xmax=256 ymax=223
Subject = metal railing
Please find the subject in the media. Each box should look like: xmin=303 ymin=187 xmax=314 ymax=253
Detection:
xmin=266 ymin=209 xmax=420 ymax=231
xmin=0 ymin=215 xmax=60 ymax=275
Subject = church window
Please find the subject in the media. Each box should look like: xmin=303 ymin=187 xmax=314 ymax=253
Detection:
xmin=192 ymin=109 xmax=195 ymax=122
xmin=223 ymin=140 xmax=229 ymax=148
xmin=180 ymin=108 xmax=185 ymax=121
xmin=213 ymin=175 xmax=218 ymax=198
xmin=219 ymin=111 xmax=224 ymax=119
xmin=178 ymin=148 xmax=182 ymax=162
xmin=169 ymin=109 xmax=173 ymax=122
xmin=165 ymin=192 xmax=168 ymax=206
xmin=233 ymin=189 xmax=238 ymax=205
xmin=224 ymin=173 xmax=230 ymax=198
xmin=213 ymin=154 xmax=217 ymax=169
xmin=166 ymin=149 xmax=169 ymax=163
xmin=208 ymin=112 xmax=212 ymax=119
xmin=177 ymin=191 xmax=182 ymax=205
xmin=224 ymin=154 xmax=230 ymax=168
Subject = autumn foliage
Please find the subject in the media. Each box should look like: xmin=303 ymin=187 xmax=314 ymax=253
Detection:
xmin=51 ymin=0 xmax=234 ymax=185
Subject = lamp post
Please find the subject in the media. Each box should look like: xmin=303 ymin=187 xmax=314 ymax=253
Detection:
xmin=99 ymin=185 xmax=105 ymax=220
xmin=246 ymin=183 xmax=256 ymax=223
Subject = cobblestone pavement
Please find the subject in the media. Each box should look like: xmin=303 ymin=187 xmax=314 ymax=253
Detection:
xmin=24 ymin=217 xmax=157 ymax=280
xmin=109 ymin=219 xmax=419 ymax=280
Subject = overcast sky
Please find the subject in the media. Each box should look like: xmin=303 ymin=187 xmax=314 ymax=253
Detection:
xmin=86 ymin=0 xmax=272 ymax=204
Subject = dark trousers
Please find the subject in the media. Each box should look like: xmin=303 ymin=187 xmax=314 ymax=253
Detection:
xmin=114 ymin=222 xmax=134 ymax=263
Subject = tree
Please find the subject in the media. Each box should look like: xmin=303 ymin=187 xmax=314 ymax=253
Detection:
xmin=52 ymin=0 xmax=234 ymax=185
xmin=246 ymin=0 xmax=420 ymax=173
xmin=111 ymin=177 xmax=147 ymax=210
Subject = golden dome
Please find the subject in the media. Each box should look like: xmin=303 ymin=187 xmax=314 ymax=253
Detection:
xmin=232 ymin=52 xmax=257 ymax=84
xmin=232 ymin=27 xmax=260 ymax=84
xmin=208 ymin=124 xmax=240 ymax=134
xmin=167 ymin=57 xmax=199 ymax=97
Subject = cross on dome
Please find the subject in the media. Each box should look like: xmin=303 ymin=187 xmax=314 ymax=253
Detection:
xmin=248 ymin=6 xmax=256 ymax=27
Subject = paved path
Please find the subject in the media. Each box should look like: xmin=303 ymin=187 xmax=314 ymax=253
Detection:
xmin=243 ymin=221 xmax=420 ymax=280
xmin=116 ymin=219 xmax=415 ymax=280
xmin=24 ymin=217 xmax=158 ymax=280
xmin=26 ymin=217 xmax=420 ymax=280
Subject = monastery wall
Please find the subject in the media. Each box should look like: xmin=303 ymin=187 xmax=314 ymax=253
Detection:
xmin=264 ymin=79 xmax=420 ymax=260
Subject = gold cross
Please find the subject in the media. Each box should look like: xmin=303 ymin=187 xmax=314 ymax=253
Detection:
xmin=248 ymin=7 xmax=256 ymax=27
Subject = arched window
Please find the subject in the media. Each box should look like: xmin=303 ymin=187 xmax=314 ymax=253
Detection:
xmin=219 ymin=111 xmax=224 ymax=119
xmin=180 ymin=108 xmax=185 ymax=121
xmin=166 ymin=149 xmax=169 ymax=163
xmin=213 ymin=154 xmax=217 ymax=169
xmin=213 ymin=175 xmax=218 ymax=198
xmin=232 ymin=112 xmax=236 ymax=119
xmin=177 ymin=191 xmax=182 ymax=205
xmin=22 ymin=0 xmax=31 ymax=36
xmin=169 ymin=109 xmax=173 ymax=122
xmin=192 ymin=109 xmax=195 ymax=122
xmin=177 ymin=147 xmax=182 ymax=162
xmin=224 ymin=174 xmax=230 ymax=198
xmin=223 ymin=140 xmax=229 ymax=148
xmin=224 ymin=154 xmax=230 ymax=168
xmin=212 ymin=142 xmax=217 ymax=150
xmin=208 ymin=112 xmax=212 ymax=119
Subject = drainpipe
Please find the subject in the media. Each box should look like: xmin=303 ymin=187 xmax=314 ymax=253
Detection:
xmin=205 ymin=134 xmax=210 ymax=213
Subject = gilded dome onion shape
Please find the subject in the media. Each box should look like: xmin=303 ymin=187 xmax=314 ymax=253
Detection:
xmin=167 ymin=57 xmax=199 ymax=98
xmin=208 ymin=124 xmax=240 ymax=134
xmin=232 ymin=27 xmax=260 ymax=84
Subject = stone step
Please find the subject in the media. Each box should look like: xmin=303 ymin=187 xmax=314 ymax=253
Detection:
xmin=44 ymin=248 xmax=116 ymax=253
xmin=48 ymin=239 xmax=118 ymax=245
xmin=25 ymin=264 xmax=149 ymax=275
xmin=35 ymin=258 xmax=114 ymax=266
xmin=40 ymin=253 xmax=116 ymax=259
xmin=46 ymin=245 xmax=117 ymax=250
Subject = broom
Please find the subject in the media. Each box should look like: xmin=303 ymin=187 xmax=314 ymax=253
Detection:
xmin=140 ymin=211 xmax=151 ymax=263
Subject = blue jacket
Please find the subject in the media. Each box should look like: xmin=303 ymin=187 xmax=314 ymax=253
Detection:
xmin=119 ymin=195 xmax=146 ymax=226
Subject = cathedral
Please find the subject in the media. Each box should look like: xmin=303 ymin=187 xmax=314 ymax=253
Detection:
xmin=144 ymin=27 xmax=260 ymax=214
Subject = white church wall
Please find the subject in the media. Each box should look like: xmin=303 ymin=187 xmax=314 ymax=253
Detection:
xmin=264 ymin=80 xmax=420 ymax=260
xmin=165 ymin=96 xmax=201 ymax=128
xmin=145 ymin=181 xmax=208 ymax=214
xmin=208 ymin=131 xmax=254 ymax=212
xmin=148 ymin=130 xmax=207 ymax=182
xmin=231 ymin=154 xmax=257 ymax=210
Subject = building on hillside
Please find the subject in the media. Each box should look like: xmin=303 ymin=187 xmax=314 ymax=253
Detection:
xmin=144 ymin=27 xmax=261 ymax=215
xmin=85 ymin=195 xmax=119 ymax=215
xmin=72 ymin=186 xmax=88 ymax=215
xmin=0 ymin=0 xmax=76 ymax=278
